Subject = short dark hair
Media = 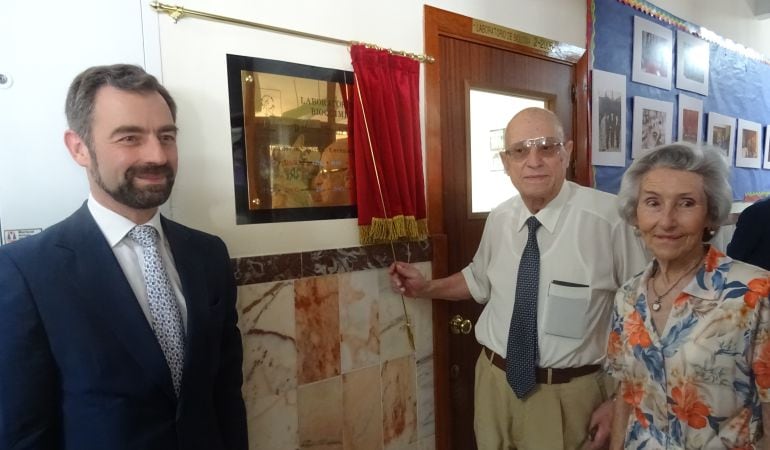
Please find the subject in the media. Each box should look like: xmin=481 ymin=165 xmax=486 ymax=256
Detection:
xmin=617 ymin=142 xmax=732 ymax=228
xmin=65 ymin=64 xmax=177 ymax=147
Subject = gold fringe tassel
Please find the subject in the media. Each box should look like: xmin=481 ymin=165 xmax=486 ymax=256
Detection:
xmin=358 ymin=216 xmax=428 ymax=245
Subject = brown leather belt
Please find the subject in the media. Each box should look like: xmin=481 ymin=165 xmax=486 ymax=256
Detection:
xmin=482 ymin=346 xmax=600 ymax=385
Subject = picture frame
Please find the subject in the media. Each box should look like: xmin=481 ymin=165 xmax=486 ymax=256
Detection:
xmin=632 ymin=96 xmax=673 ymax=159
xmin=736 ymin=119 xmax=762 ymax=168
xmin=764 ymin=126 xmax=770 ymax=170
xmin=675 ymin=30 xmax=710 ymax=96
xmin=632 ymin=15 xmax=673 ymax=90
xmin=677 ymin=94 xmax=703 ymax=144
xmin=706 ymin=112 xmax=736 ymax=164
xmin=226 ymin=54 xmax=356 ymax=224
xmin=591 ymin=69 xmax=626 ymax=167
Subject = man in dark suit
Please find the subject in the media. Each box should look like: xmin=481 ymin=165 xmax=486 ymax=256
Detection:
xmin=727 ymin=197 xmax=770 ymax=270
xmin=0 ymin=64 xmax=248 ymax=450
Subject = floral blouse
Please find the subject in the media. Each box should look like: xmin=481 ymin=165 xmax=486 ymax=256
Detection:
xmin=607 ymin=246 xmax=770 ymax=449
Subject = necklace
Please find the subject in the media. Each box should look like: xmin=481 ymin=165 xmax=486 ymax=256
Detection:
xmin=649 ymin=257 xmax=703 ymax=312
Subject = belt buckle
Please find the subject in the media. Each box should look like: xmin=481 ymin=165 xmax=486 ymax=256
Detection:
xmin=546 ymin=368 xmax=553 ymax=384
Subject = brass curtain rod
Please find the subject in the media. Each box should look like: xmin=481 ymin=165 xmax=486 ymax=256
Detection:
xmin=149 ymin=2 xmax=435 ymax=63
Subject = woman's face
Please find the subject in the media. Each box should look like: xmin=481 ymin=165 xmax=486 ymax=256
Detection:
xmin=636 ymin=167 xmax=709 ymax=265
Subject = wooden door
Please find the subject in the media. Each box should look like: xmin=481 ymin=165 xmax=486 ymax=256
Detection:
xmin=424 ymin=6 xmax=588 ymax=449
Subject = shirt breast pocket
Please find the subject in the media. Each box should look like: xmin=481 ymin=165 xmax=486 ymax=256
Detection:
xmin=543 ymin=280 xmax=590 ymax=339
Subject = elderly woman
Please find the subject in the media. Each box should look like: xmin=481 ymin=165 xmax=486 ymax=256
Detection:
xmin=607 ymin=143 xmax=770 ymax=449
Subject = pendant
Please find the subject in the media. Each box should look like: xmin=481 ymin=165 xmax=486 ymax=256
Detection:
xmin=652 ymin=302 xmax=661 ymax=312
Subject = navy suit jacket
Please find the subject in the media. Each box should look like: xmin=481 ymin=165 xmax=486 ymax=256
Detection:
xmin=727 ymin=198 xmax=770 ymax=271
xmin=0 ymin=204 xmax=248 ymax=450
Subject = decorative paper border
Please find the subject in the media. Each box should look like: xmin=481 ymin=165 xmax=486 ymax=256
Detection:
xmin=616 ymin=0 xmax=769 ymax=65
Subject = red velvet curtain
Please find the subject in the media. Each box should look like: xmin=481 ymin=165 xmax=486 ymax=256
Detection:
xmin=350 ymin=45 xmax=427 ymax=244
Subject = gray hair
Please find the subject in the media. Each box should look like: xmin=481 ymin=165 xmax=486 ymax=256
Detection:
xmin=617 ymin=142 xmax=732 ymax=228
xmin=65 ymin=64 xmax=176 ymax=147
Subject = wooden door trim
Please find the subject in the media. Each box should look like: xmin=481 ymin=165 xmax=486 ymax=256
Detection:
xmin=424 ymin=6 xmax=587 ymax=449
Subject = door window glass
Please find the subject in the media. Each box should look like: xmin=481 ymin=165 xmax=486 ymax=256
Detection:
xmin=468 ymin=89 xmax=545 ymax=214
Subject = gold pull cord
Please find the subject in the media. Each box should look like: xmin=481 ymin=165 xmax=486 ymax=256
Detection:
xmin=353 ymin=71 xmax=415 ymax=352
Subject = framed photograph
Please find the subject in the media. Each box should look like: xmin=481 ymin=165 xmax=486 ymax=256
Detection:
xmin=632 ymin=15 xmax=673 ymax=90
xmin=706 ymin=112 xmax=736 ymax=164
xmin=764 ymin=126 xmax=770 ymax=170
xmin=591 ymin=69 xmax=626 ymax=167
xmin=677 ymin=94 xmax=703 ymax=144
xmin=676 ymin=30 xmax=710 ymax=96
xmin=632 ymin=96 xmax=673 ymax=159
xmin=226 ymin=54 xmax=356 ymax=224
xmin=736 ymin=119 xmax=761 ymax=168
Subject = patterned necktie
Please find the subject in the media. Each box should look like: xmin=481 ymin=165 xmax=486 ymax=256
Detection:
xmin=128 ymin=225 xmax=185 ymax=396
xmin=506 ymin=216 xmax=541 ymax=399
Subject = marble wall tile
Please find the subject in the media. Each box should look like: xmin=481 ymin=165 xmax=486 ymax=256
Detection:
xmin=301 ymin=246 xmax=388 ymax=277
xmin=233 ymin=240 xmax=431 ymax=285
xmin=238 ymin=281 xmax=297 ymax=405
xmin=405 ymin=262 xmax=434 ymax=361
xmin=342 ymin=366 xmax=383 ymax=450
xmin=295 ymin=276 xmax=341 ymax=384
xmin=247 ymin=391 xmax=298 ymax=450
xmin=298 ymin=377 xmax=343 ymax=450
xmin=382 ymin=355 xmax=417 ymax=449
xmin=377 ymin=270 xmax=414 ymax=362
xmin=418 ymin=436 xmax=437 ymax=450
xmin=234 ymin=246 xmax=435 ymax=450
xmin=233 ymin=253 xmax=302 ymax=285
xmin=416 ymin=354 xmax=435 ymax=439
xmin=339 ymin=271 xmax=380 ymax=373
xmin=300 ymin=240 xmax=432 ymax=278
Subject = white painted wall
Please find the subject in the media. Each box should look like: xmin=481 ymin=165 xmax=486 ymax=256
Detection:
xmin=0 ymin=0 xmax=160 ymax=240
xmin=3 ymin=0 xmax=769 ymax=256
xmin=159 ymin=0 xmax=586 ymax=257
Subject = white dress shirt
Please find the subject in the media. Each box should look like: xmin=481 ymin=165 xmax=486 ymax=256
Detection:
xmin=462 ymin=181 xmax=648 ymax=368
xmin=87 ymin=195 xmax=188 ymax=330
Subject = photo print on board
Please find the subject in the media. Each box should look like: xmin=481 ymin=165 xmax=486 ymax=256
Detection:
xmin=706 ymin=112 xmax=736 ymax=165
xmin=632 ymin=96 xmax=673 ymax=158
xmin=632 ymin=16 xmax=673 ymax=90
xmin=591 ymin=69 xmax=626 ymax=167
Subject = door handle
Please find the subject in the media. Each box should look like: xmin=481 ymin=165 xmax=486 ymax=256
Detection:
xmin=449 ymin=314 xmax=473 ymax=335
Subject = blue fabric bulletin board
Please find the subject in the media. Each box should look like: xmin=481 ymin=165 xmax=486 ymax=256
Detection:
xmin=590 ymin=0 xmax=770 ymax=199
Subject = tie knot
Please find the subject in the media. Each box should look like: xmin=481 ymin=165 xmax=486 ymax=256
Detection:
xmin=525 ymin=216 xmax=541 ymax=233
xmin=128 ymin=225 xmax=160 ymax=248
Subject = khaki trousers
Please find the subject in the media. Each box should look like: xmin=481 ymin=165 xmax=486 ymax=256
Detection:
xmin=473 ymin=350 xmax=608 ymax=450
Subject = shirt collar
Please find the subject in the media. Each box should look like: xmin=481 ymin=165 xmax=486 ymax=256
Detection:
xmin=640 ymin=245 xmax=726 ymax=302
xmin=515 ymin=181 xmax=572 ymax=233
xmin=87 ymin=194 xmax=164 ymax=248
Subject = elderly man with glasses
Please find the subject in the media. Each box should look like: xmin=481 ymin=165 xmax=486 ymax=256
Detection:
xmin=390 ymin=107 xmax=648 ymax=450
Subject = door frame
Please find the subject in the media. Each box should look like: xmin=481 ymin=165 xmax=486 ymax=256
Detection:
xmin=423 ymin=6 xmax=588 ymax=448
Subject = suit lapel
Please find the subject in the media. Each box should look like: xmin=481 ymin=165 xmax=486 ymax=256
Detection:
xmin=61 ymin=205 xmax=176 ymax=400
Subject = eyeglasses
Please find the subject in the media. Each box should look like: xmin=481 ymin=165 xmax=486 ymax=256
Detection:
xmin=502 ymin=136 xmax=564 ymax=161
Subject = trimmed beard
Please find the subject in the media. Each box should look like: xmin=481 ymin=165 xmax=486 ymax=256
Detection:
xmin=90 ymin=152 xmax=175 ymax=210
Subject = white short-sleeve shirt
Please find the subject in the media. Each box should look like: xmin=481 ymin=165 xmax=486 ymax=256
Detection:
xmin=462 ymin=181 xmax=648 ymax=368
